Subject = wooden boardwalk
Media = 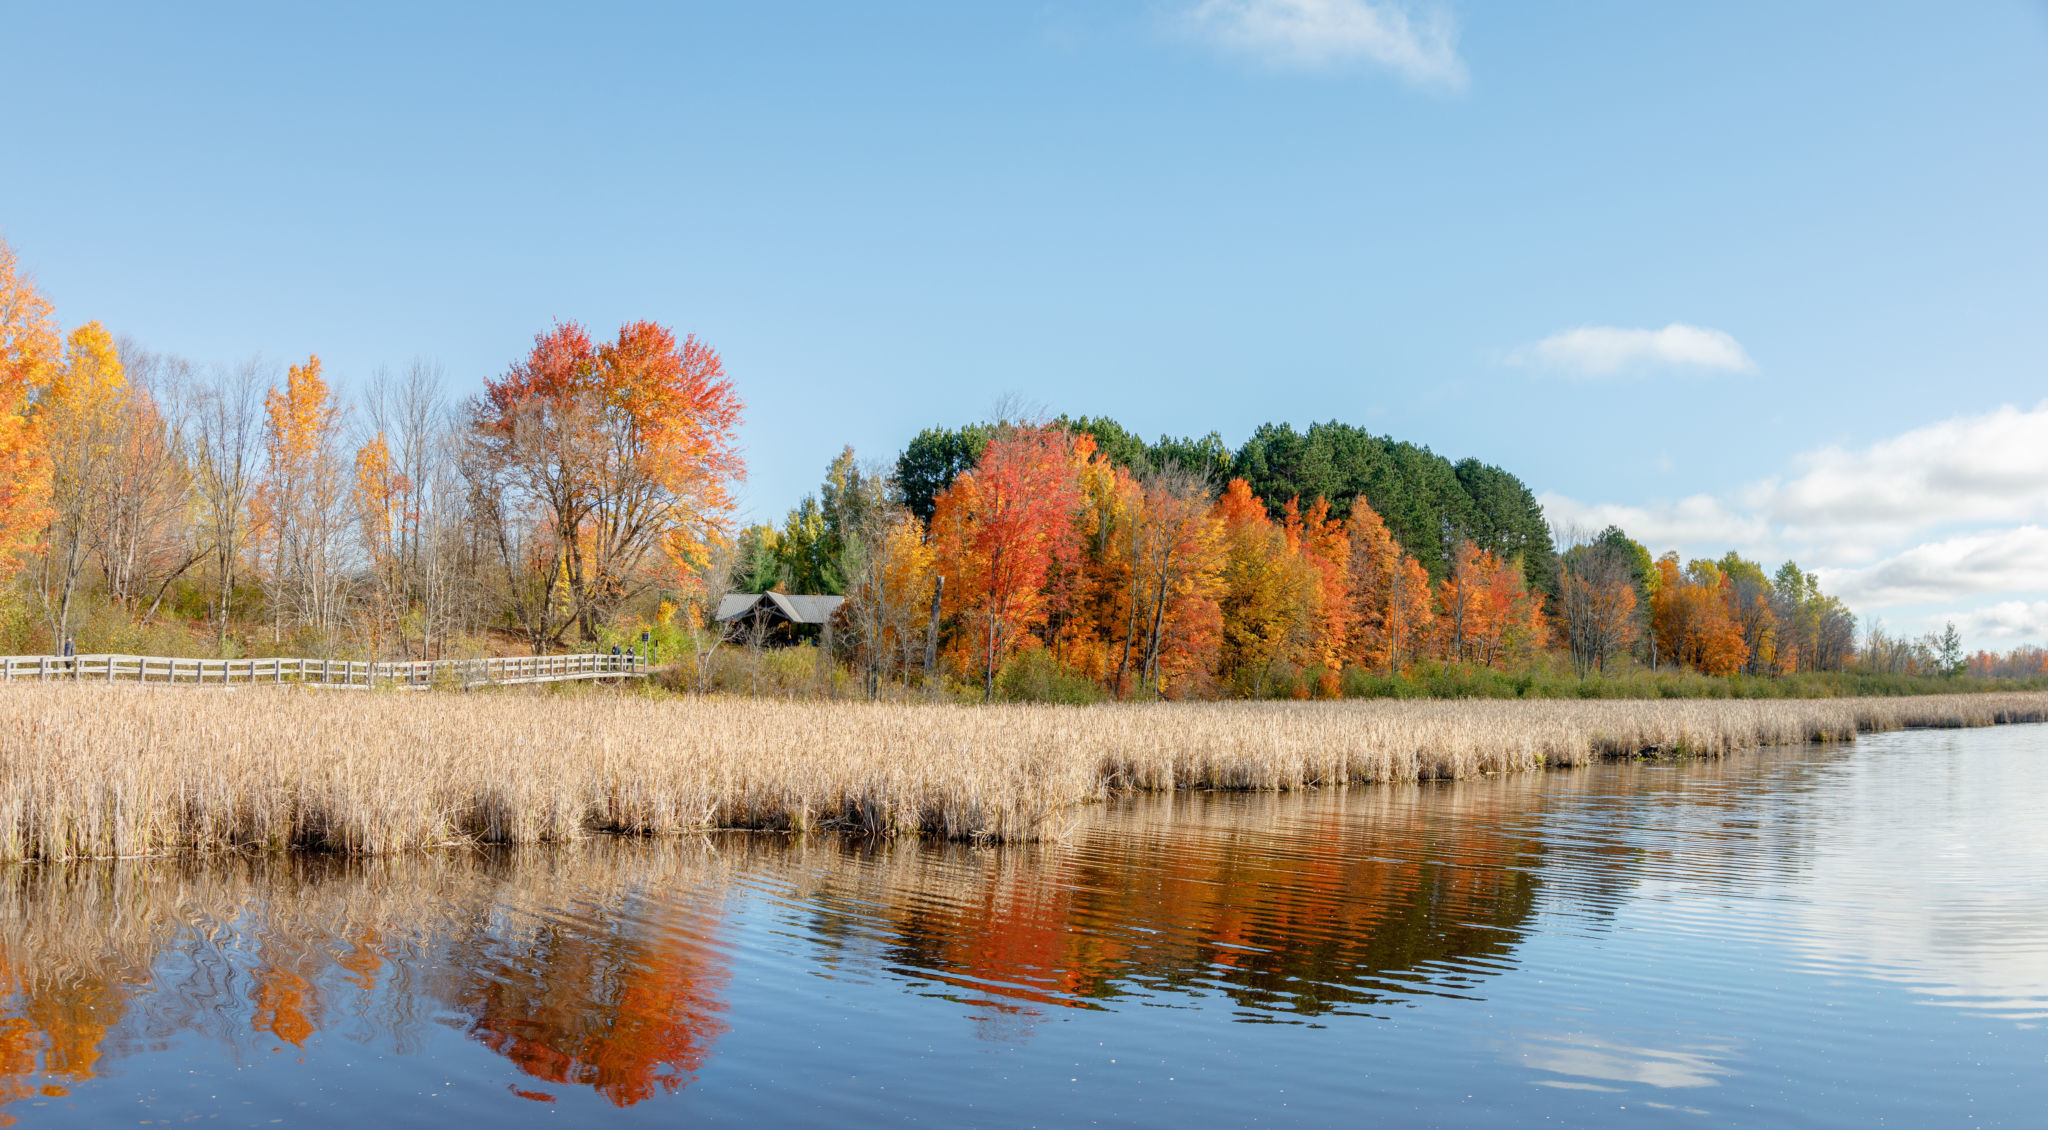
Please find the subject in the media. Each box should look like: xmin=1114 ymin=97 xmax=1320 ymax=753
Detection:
xmin=0 ymin=652 xmax=650 ymax=690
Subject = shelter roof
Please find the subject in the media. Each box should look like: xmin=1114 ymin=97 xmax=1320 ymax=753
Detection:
xmin=715 ymin=593 xmax=845 ymax=624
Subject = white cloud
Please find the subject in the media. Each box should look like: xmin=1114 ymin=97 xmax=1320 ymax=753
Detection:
xmin=1539 ymin=491 xmax=1768 ymax=552
xmin=1765 ymin=401 xmax=2048 ymax=541
xmin=1959 ymin=600 xmax=2048 ymax=642
xmin=1507 ymin=324 xmax=1757 ymax=379
xmin=1817 ymin=526 xmax=2048 ymax=607
xmin=1542 ymin=400 xmax=2048 ymax=645
xmin=1513 ymin=1034 xmax=1734 ymax=1090
xmin=1184 ymin=0 xmax=1467 ymax=88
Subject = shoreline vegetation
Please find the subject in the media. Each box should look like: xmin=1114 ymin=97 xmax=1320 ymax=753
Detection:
xmin=5 ymin=685 xmax=2045 ymax=863
xmin=5 ymin=241 xmax=2046 ymax=704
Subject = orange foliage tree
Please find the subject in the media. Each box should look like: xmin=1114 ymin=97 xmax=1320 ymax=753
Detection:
xmin=1344 ymin=499 xmax=1434 ymax=674
xmin=0 ymin=240 xmax=57 ymax=572
xmin=470 ymin=321 xmax=744 ymax=648
xmin=1650 ymin=554 xmax=1749 ymax=675
xmin=1212 ymin=479 xmax=1320 ymax=696
xmin=1283 ymin=496 xmax=1351 ymax=694
xmin=1436 ymin=542 xmax=1547 ymax=669
xmin=351 ymin=430 xmax=415 ymax=650
xmin=253 ymin=355 xmax=349 ymax=638
xmin=1556 ymin=540 xmax=1640 ymax=676
xmin=929 ymin=426 xmax=1084 ymax=697
xmin=37 ymin=322 xmax=129 ymax=640
xmin=1120 ymin=470 xmax=1225 ymax=698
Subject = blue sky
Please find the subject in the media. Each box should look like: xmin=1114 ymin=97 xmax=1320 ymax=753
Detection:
xmin=6 ymin=1 xmax=2047 ymax=645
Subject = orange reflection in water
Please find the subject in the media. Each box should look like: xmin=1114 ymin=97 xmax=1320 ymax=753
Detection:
xmin=0 ymin=780 xmax=1578 ymax=1117
xmin=809 ymin=782 xmax=1551 ymax=1035
xmin=0 ymin=953 xmax=135 ymax=1127
xmin=463 ymin=900 xmax=731 ymax=1107
xmin=0 ymin=849 xmax=737 ymax=1117
xmin=782 ymin=781 xmax=1548 ymax=1035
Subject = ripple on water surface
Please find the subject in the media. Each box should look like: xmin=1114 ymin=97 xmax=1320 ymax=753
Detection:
xmin=2 ymin=723 xmax=2045 ymax=1127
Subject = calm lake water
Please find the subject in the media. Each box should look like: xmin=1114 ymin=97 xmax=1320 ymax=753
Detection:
xmin=4 ymin=724 xmax=2045 ymax=1127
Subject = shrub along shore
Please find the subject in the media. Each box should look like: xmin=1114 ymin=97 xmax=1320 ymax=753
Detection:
xmin=3 ymin=686 xmax=2045 ymax=862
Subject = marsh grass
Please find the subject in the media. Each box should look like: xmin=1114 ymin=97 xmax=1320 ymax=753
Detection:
xmin=2 ymin=686 xmax=2045 ymax=861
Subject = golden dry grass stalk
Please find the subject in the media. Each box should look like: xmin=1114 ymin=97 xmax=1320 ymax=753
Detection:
xmin=2 ymin=686 xmax=2044 ymax=861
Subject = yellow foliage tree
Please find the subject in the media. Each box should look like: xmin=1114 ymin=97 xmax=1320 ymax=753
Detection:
xmin=39 ymin=322 xmax=130 ymax=639
xmin=256 ymin=355 xmax=349 ymax=638
xmin=0 ymin=240 xmax=58 ymax=571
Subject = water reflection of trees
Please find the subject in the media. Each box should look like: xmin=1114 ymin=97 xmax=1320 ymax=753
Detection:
xmin=0 ymin=773 xmax=1672 ymax=1118
xmin=2 ymin=738 xmax=2025 ymax=1120
xmin=795 ymin=781 xmax=1553 ymax=1027
xmin=0 ymin=781 xmax=1564 ymax=1117
xmin=0 ymin=847 xmax=735 ymax=1120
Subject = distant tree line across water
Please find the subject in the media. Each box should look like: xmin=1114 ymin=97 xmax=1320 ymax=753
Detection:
xmin=2 ymin=236 xmax=2039 ymax=696
xmin=741 ymin=412 xmax=2036 ymax=699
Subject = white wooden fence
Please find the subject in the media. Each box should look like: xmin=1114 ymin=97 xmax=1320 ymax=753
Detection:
xmin=0 ymin=652 xmax=650 ymax=689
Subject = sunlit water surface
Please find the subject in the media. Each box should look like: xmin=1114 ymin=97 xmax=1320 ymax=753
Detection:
xmin=4 ymin=724 xmax=2045 ymax=1127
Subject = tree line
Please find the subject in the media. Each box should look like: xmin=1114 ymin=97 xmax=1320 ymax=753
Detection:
xmin=733 ymin=411 xmax=2014 ymax=701
xmin=6 ymin=236 xmax=2040 ymax=688
xmin=1 ymin=240 xmax=741 ymax=658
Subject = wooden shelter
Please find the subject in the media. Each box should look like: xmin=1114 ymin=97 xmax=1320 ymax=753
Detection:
xmin=715 ymin=593 xmax=846 ymax=645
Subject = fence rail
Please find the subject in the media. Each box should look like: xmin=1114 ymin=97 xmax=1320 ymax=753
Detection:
xmin=0 ymin=652 xmax=650 ymax=689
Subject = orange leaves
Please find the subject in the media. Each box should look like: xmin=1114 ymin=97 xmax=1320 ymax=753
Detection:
xmin=1213 ymin=479 xmax=1320 ymax=693
xmin=605 ymin=324 xmax=742 ymax=480
xmin=1283 ymin=496 xmax=1350 ymax=674
xmin=930 ymin=427 xmax=1085 ymax=694
xmin=263 ymin=356 xmax=335 ymax=470
xmin=352 ymin=431 xmax=410 ymax=570
xmin=255 ymin=356 xmax=345 ymax=552
xmin=1344 ymin=500 xmax=1434 ymax=673
xmin=1650 ymin=554 xmax=1749 ymax=676
xmin=472 ymin=320 xmax=746 ymax=644
xmin=45 ymin=322 xmax=127 ymax=424
xmin=1557 ymin=559 xmax=1638 ymax=675
xmin=478 ymin=320 xmax=743 ymax=513
xmin=0 ymin=241 xmax=58 ymax=567
xmin=1437 ymin=542 xmax=1547 ymax=670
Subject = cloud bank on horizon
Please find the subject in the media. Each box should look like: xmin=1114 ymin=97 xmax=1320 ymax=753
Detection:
xmin=1507 ymin=324 xmax=1758 ymax=379
xmin=1543 ymin=400 xmax=2048 ymax=647
xmin=1183 ymin=0 xmax=1467 ymax=89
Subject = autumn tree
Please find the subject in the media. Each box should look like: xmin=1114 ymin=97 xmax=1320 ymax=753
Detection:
xmin=253 ymin=355 xmax=350 ymax=640
xmin=1650 ymin=555 xmax=1748 ymax=675
xmin=1437 ymin=541 xmax=1547 ymax=669
xmin=1212 ymin=478 xmax=1318 ymax=696
xmin=928 ymin=426 xmax=1084 ymax=698
xmin=842 ymin=502 xmax=937 ymax=696
xmin=1113 ymin=467 xmax=1224 ymax=698
xmin=1718 ymin=552 xmax=1781 ymax=675
xmin=1344 ymin=499 xmax=1433 ymax=674
xmin=352 ymin=430 xmax=407 ymax=650
xmin=92 ymin=342 xmax=202 ymax=621
xmin=0 ymin=240 xmax=57 ymax=574
xmin=35 ymin=322 xmax=129 ymax=641
xmin=1556 ymin=528 xmax=1642 ymax=675
xmin=1283 ymin=495 xmax=1351 ymax=692
xmin=1770 ymin=561 xmax=1854 ymax=673
xmin=469 ymin=321 xmax=744 ymax=648
xmin=679 ymin=532 xmax=742 ymax=693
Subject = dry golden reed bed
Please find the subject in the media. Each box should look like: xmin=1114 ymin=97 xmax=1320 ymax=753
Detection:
xmin=2 ymin=686 xmax=2045 ymax=861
